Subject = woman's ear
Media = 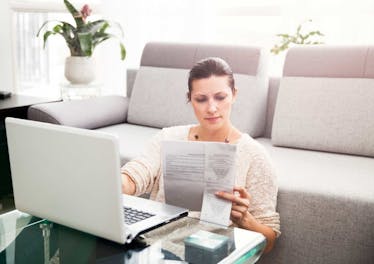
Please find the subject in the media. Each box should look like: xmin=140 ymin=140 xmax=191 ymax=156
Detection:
xmin=232 ymin=88 xmax=238 ymax=102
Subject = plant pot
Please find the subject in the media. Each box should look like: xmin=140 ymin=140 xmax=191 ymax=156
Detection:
xmin=64 ymin=56 xmax=96 ymax=84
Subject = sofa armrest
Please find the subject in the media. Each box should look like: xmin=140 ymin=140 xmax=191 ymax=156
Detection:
xmin=28 ymin=95 xmax=129 ymax=129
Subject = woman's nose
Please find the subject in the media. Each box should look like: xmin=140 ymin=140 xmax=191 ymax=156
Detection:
xmin=207 ymin=100 xmax=218 ymax=113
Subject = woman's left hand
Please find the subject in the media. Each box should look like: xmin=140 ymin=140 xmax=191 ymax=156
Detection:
xmin=215 ymin=186 xmax=257 ymax=228
xmin=216 ymin=186 xmax=277 ymax=253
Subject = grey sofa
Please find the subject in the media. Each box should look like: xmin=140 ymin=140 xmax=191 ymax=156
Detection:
xmin=28 ymin=43 xmax=374 ymax=264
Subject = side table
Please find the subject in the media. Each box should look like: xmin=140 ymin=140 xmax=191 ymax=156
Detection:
xmin=0 ymin=94 xmax=60 ymax=211
xmin=0 ymin=211 xmax=266 ymax=263
xmin=60 ymin=83 xmax=102 ymax=101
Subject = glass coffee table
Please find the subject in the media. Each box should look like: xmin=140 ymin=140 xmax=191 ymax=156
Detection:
xmin=0 ymin=210 xmax=266 ymax=263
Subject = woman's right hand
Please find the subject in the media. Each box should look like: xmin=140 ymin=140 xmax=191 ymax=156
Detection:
xmin=121 ymin=173 xmax=136 ymax=195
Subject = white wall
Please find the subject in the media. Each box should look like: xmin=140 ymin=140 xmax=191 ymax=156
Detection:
xmin=3 ymin=0 xmax=374 ymax=94
xmin=106 ymin=0 xmax=215 ymax=66
xmin=103 ymin=0 xmax=374 ymax=79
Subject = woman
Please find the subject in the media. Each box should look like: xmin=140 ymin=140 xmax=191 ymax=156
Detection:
xmin=121 ymin=57 xmax=280 ymax=252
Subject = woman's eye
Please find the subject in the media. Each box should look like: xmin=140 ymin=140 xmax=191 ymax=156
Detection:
xmin=195 ymin=98 xmax=207 ymax=103
xmin=215 ymin=95 xmax=227 ymax=101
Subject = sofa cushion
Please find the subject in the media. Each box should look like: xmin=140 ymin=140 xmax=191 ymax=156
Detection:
xmin=258 ymin=138 xmax=374 ymax=199
xmin=127 ymin=66 xmax=196 ymax=128
xmin=95 ymin=123 xmax=160 ymax=165
xmin=127 ymin=42 xmax=269 ymax=137
xmin=140 ymin=42 xmax=263 ymax=75
xmin=271 ymin=77 xmax=374 ymax=157
xmin=263 ymin=46 xmax=374 ymax=140
xmin=283 ymin=45 xmax=374 ymax=78
xmin=256 ymin=138 xmax=374 ymax=264
xmin=231 ymin=74 xmax=268 ymax=136
xmin=128 ymin=66 xmax=268 ymax=136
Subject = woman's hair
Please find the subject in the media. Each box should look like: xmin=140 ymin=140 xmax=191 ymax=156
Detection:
xmin=187 ymin=57 xmax=235 ymax=101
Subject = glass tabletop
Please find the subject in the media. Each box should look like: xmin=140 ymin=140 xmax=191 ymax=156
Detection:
xmin=0 ymin=210 xmax=266 ymax=264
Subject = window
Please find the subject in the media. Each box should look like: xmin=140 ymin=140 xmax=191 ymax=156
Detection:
xmin=15 ymin=12 xmax=50 ymax=92
xmin=10 ymin=0 xmax=102 ymax=96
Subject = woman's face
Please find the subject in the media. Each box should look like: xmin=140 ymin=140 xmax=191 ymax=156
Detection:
xmin=190 ymin=75 xmax=236 ymax=131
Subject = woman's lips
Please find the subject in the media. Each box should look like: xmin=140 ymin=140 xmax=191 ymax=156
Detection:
xmin=205 ymin=116 xmax=221 ymax=123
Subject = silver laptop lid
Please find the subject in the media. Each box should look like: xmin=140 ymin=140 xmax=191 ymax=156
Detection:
xmin=5 ymin=117 xmax=127 ymax=243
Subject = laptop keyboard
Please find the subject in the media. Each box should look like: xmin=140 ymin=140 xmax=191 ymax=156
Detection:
xmin=123 ymin=206 xmax=155 ymax=225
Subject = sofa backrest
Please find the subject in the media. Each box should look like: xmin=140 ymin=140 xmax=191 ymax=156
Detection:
xmin=270 ymin=46 xmax=374 ymax=157
xmin=127 ymin=42 xmax=269 ymax=137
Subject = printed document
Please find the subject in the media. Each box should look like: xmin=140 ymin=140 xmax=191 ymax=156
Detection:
xmin=162 ymin=140 xmax=237 ymax=227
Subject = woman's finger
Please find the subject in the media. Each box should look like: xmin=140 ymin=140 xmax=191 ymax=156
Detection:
xmin=231 ymin=195 xmax=250 ymax=208
xmin=231 ymin=210 xmax=242 ymax=219
xmin=215 ymin=191 xmax=235 ymax=201
xmin=232 ymin=204 xmax=248 ymax=214
xmin=233 ymin=186 xmax=251 ymax=199
xmin=215 ymin=191 xmax=246 ymax=205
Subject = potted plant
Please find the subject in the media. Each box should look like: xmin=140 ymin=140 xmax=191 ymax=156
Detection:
xmin=37 ymin=0 xmax=126 ymax=84
xmin=271 ymin=19 xmax=324 ymax=55
xmin=269 ymin=19 xmax=324 ymax=76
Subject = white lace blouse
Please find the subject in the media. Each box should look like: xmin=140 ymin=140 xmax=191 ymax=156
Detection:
xmin=121 ymin=125 xmax=280 ymax=236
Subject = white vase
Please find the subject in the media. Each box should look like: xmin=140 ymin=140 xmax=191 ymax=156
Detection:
xmin=64 ymin=56 xmax=96 ymax=84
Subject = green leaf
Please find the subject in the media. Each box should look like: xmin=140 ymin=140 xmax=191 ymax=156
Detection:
xmin=120 ymin=43 xmax=126 ymax=60
xmin=276 ymin=33 xmax=290 ymax=38
xmin=53 ymin=24 xmax=63 ymax=33
xmin=313 ymin=31 xmax=324 ymax=36
xmin=98 ymin=22 xmax=109 ymax=34
xmin=37 ymin=20 xmax=75 ymax=36
xmin=42 ymin=31 xmax=55 ymax=48
xmin=57 ymin=22 xmax=79 ymax=53
xmin=91 ymin=31 xmax=108 ymax=46
xmin=84 ymin=21 xmax=108 ymax=37
xmin=37 ymin=20 xmax=64 ymax=36
xmin=37 ymin=20 xmax=52 ymax=37
xmin=90 ymin=31 xmax=126 ymax=60
xmin=78 ymin=32 xmax=93 ymax=56
xmin=64 ymin=0 xmax=84 ymax=28
xmin=296 ymin=25 xmax=301 ymax=33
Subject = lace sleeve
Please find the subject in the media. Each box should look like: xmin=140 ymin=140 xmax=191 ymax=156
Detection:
xmin=245 ymin=142 xmax=281 ymax=237
xmin=121 ymin=131 xmax=163 ymax=196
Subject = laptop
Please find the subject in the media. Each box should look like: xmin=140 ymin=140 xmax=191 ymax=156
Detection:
xmin=5 ymin=117 xmax=188 ymax=244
